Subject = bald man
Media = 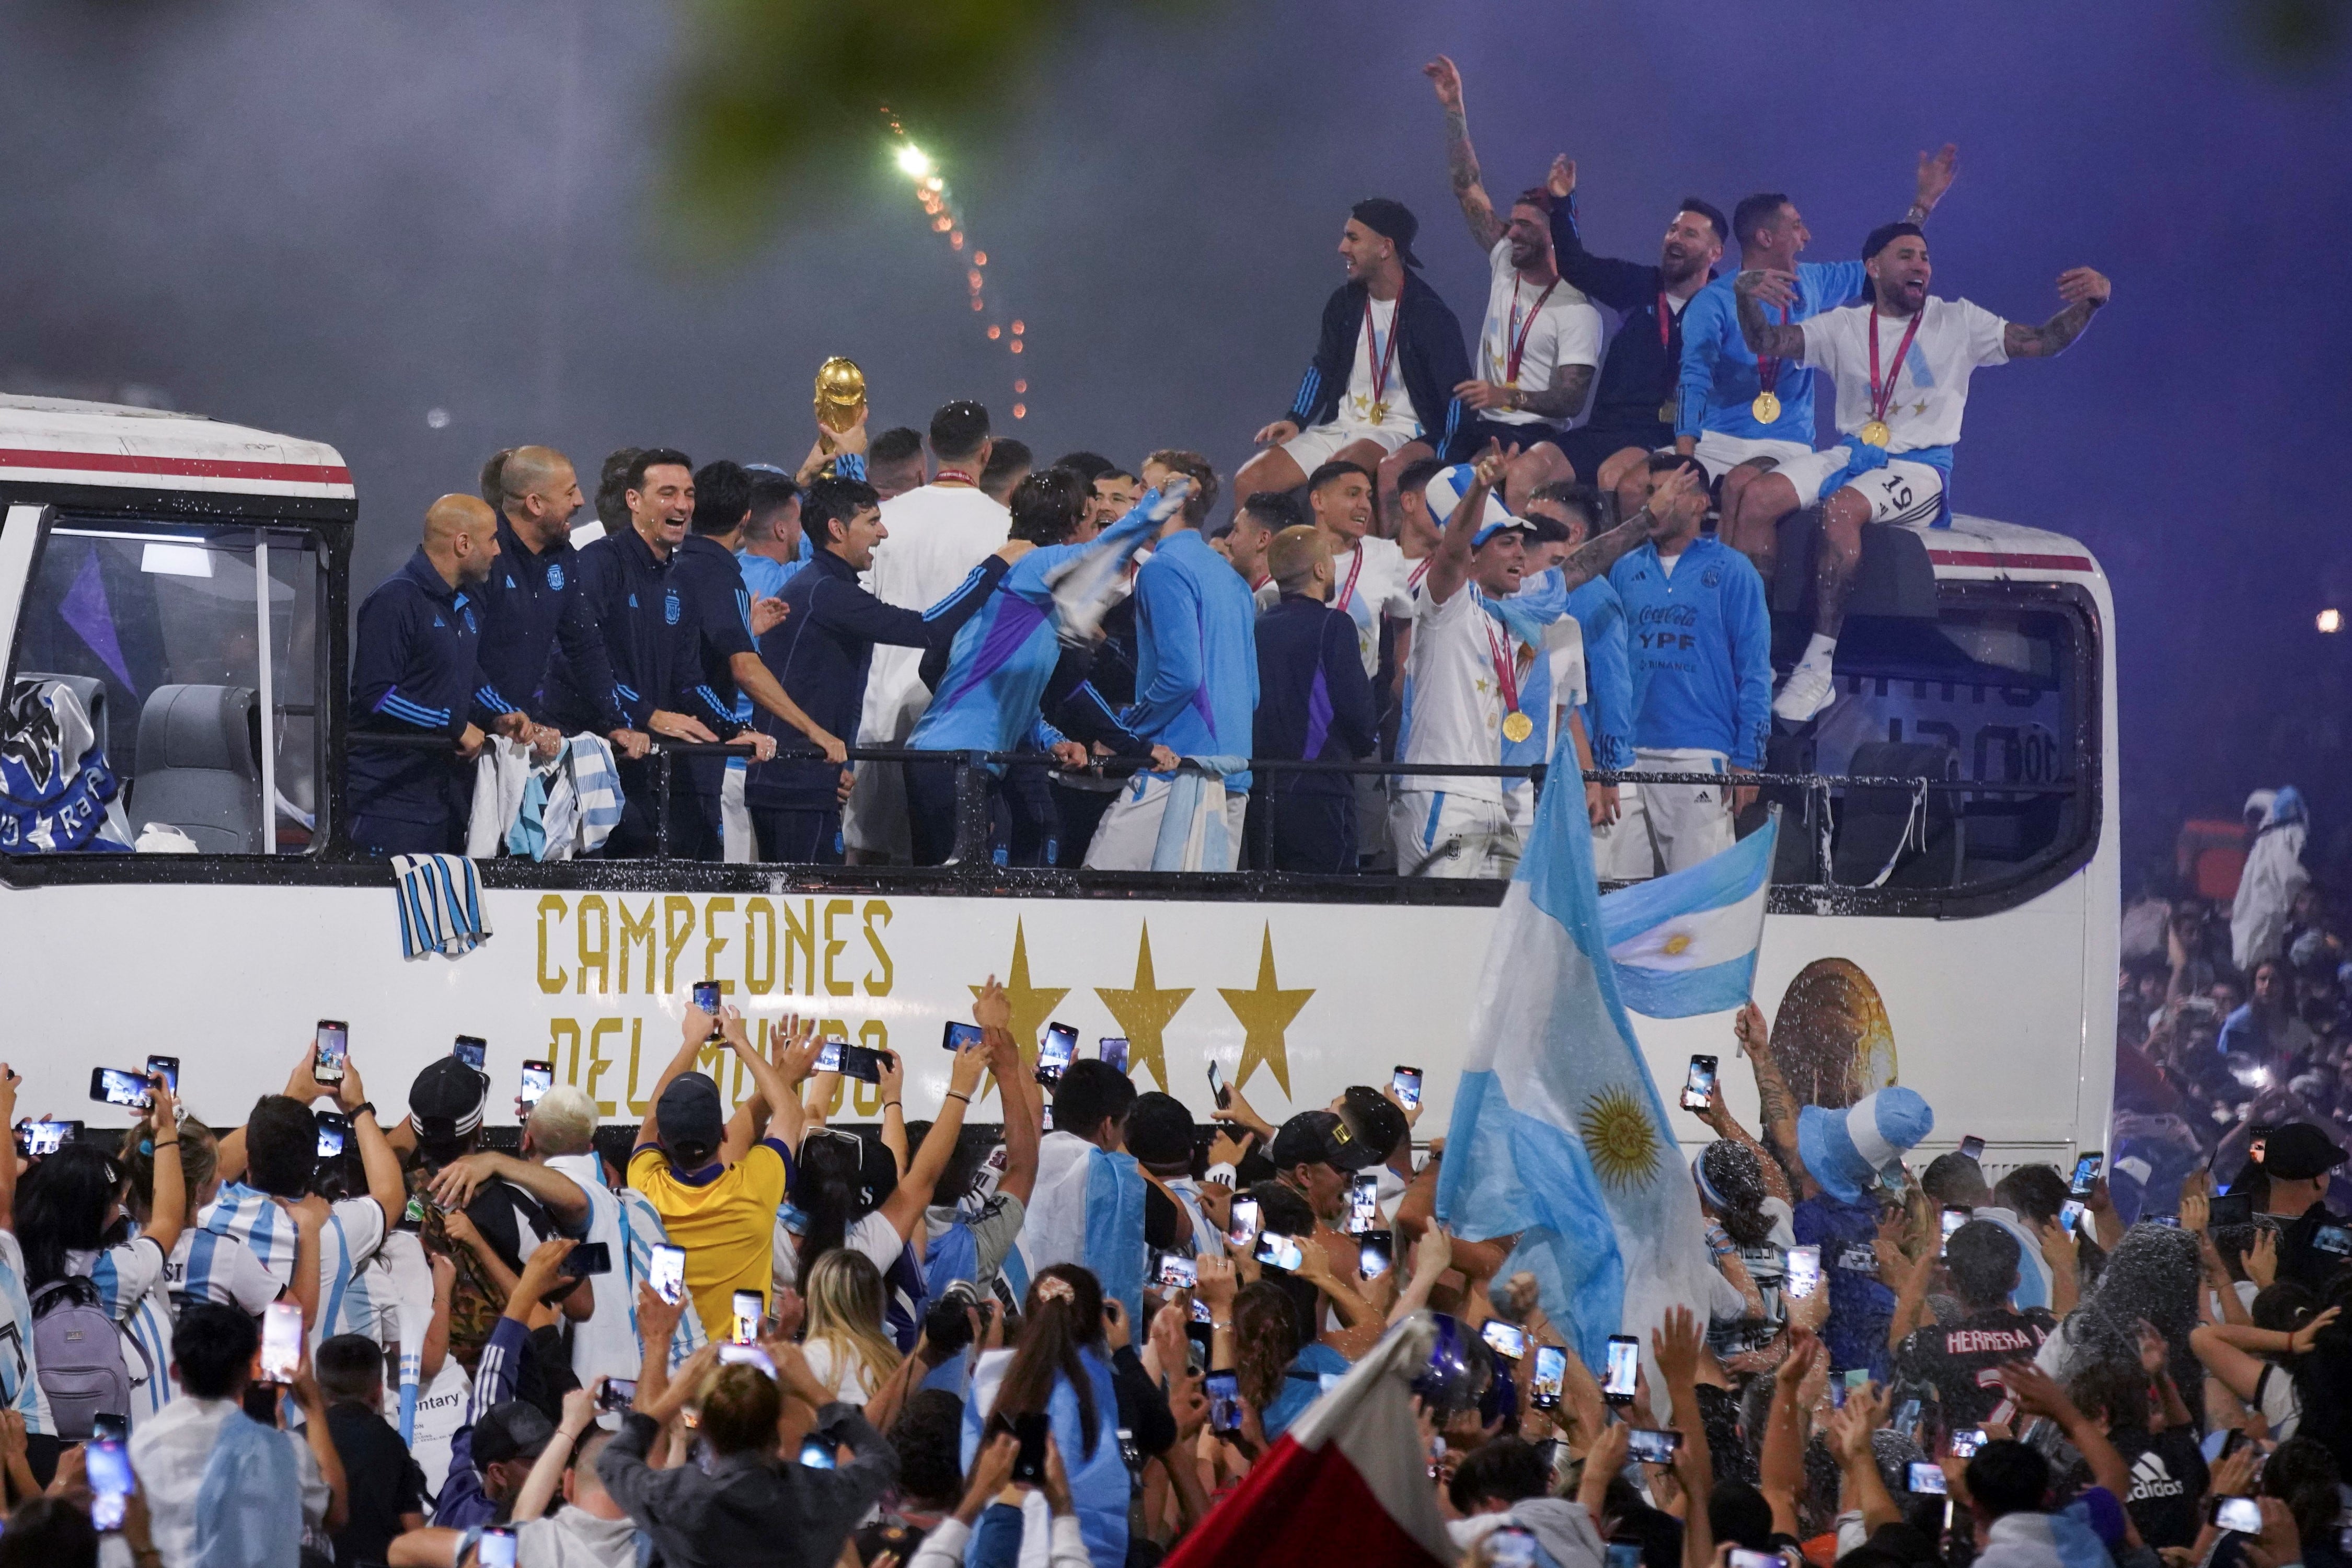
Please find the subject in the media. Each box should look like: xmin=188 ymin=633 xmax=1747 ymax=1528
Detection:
xmin=474 ymin=445 xmax=651 ymax=761
xmin=348 ymin=495 xmax=500 ymax=855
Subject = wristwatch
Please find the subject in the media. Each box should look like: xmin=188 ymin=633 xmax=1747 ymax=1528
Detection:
xmin=349 ymin=1101 xmax=378 ymax=1123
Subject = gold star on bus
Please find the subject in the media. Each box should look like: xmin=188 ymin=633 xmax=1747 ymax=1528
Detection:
xmin=1095 ymin=923 xmax=1191 ymax=1092
xmin=969 ymin=918 xmax=1067 ymax=1068
xmin=1218 ymin=924 xmax=1312 ymax=1098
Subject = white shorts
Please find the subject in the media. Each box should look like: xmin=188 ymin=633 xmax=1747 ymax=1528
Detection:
xmin=1391 ymin=789 xmax=1519 ymax=879
xmin=1692 ymin=432 xmax=1815 ymax=485
xmin=1603 ymin=748 xmax=1736 ymax=878
xmin=1279 ymin=420 xmax=1424 ymax=471
xmin=1771 ymin=450 xmax=1945 ymax=523
xmin=1083 ymin=773 xmax=1248 ymax=872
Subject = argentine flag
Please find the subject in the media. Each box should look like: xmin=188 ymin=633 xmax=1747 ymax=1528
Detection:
xmin=1435 ymin=725 xmax=1717 ymax=1374
xmin=1599 ymin=811 xmax=1779 ymax=1018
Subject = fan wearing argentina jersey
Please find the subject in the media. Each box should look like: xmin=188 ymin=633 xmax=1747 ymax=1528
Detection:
xmin=208 ymin=1044 xmax=406 ymax=1350
xmin=130 ymin=1120 xmax=291 ymax=1322
xmin=0 ymin=1065 xmax=55 ymax=1443
xmin=1424 ymin=54 xmax=1599 ymax=508
xmin=904 ymin=471 xmax=1183 ymax=867
xmin=1681 ymin=147 xmax=1957 ymax=546
xmin=1736 ymin=230 xmax=2112 ymax=722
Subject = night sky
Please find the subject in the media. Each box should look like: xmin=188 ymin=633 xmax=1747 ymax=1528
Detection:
xmin=2 ymin=0 xmax=2345 ymax=872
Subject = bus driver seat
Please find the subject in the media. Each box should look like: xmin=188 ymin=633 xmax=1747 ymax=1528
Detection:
xmin=130 ymin=684 xmax=263 ymax=854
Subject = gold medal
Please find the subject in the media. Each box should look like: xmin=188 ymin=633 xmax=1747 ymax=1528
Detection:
xmin=1367 ymin=402 xmax=1387 ymax=426
xmin=1657 ymin=401 xmax=1676 ymax=424
xmin=1751 ymin=391 xmax=1782 ymax=424
xmin=1502 ymin=711 xmax=1535 ymax=744
xmin=1859 ymin=419 xmax=1892 ymax=447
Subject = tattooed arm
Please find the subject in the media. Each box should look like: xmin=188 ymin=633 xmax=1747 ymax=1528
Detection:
xmin=1425 ymin=55 xmax=1507 ymax=252
xmin=1734 ymin=271 xmax=1808 ymax=361
xmin=1496 ymin=366 xmax=1595 ymax=421
xmin=1735 ymin=1002 xmax=1816 ymax=1196
xmin=2004 ymin=269 xmax=2111 ymax=358
xmin=1552 ymin=465 xmax=1702 ymax=592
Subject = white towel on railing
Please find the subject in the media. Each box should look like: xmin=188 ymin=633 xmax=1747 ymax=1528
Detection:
xmin=465 ymin=737 xmax=535 ymax=857
xmin=390 ymin=854 xmax=493 ymax=958
xmin=1150 ymin=756 xmax=1248 ymax=871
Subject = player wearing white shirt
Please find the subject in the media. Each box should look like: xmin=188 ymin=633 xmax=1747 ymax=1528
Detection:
xmin=1424 ymin=53 xmax=1601 ymax=508
xmin=1305 ymin=464 xmax=1419 ymax=681
xmin=1734 ymin=225 xmax=2111 ymax=722
xmin=842 ymin=400 xmax=1012 ymax=860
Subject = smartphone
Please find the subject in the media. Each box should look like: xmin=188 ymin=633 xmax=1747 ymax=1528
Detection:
xmin=1207 ymin=1060 xmax=1231 ymax=1110
xmin=144 ymin=1054 xmax=180 ymax=1095
xmin=561 ymin=1241 xmax=612 ymax=1278
xmin=2219 ymin=1427 xmax=2253 ymax=1461
xmin=2211 ymin=1496 xmax=2264 ymax=1534
xmin=815 ymin=1038 xmax=845 ymax=1073
xmin=1156 ymin=1252 xmax=1198 ymax=1291
xmin=1607 ymin=1542 xmax=1645 ymax=1568
xmin=1731 ymin=1553 xmax=1784 ymax=1568
xmin=520 ymin=1059 xmax=554 ymax=1111
xmin=93 ymin=1412 xmax=129 ymax=1444
xmin=1096 ymin=1036 xmax=1131 ymax=1074
xmin=1205 ymin=1370 xmax=1242 ymax=1435
xmin=452 ymin=1034 xmax=487 ymax=1072
xmin=2315 ymin=1225 xmax=2352 ymax=1258
xmin=1037 ymin=1022 xmax=1078 ymax=1087
xmin=313 ymin=1020 xmax=348 ymax=1085
xmin=1391 ymin=1065 xmax=1423 ymax=1110
xmin=2209 ymin=1192 xmax=2254 ymax=1228
xmin=1604 ymin=1334 xmax=1640 ymax=1403
xmin=15 ymin=1120 xmax=79 ymax=1156
xmin=1041 ymin=1103 xmax=1054 ymax=1133
xmin=89 ymin=1067 xmax=154 ymax=1110
xmin=1358 ymin=1229 xmax=1394 ymax=1281
xmin=1347 ymin=1172 xmax=1381 ymax=1234
xmin=477 ymin=1525 xmax=519 ymax=1568
xmin=1627 ymin=1428 xmax=1682 ymax=1465
xmin=1908 ymin=1460 xmax=1947 ymax=1494
xmin=839 ymin=1044 xmax=889 ymax=1084
xmin=2059 ymin=1199 xmax=2087 ymax=1235
xmin=1012 ymin=1411 xmax=1050 ymax=1482
xmin=943 ymin=1021 xmax=985 ymax=1052
xmin=1488 ymin=1527 xmax=1540 ymax=1568
xmin=1680 ymin=1054 xmax=1717 ymax=1112
xmin=718 ymin=1343 xmax=776 ymax=1374
xmin=797 ymin=1435 xmax=837 ymax=1469
xmin=1940 ymin=1206 xmax=1971 ymax=1255
xmin=598 ymin=1376 xmax=638 ymax=1412
xmin=1253 ymin=1231 xmax=1306 ymax=1272
xmin=1481 ymin=1320 xmax=1529 ymax=1361
xmin=1531 ymin=1345 xmax=1567 ymax=1410
xmin=728 ymin=1288 xmax=763 ymax=1345
xmin=87 ymin=1434 xmax=133 ymax=1531
xmin=1785 ymin=1243 xmax=1821 ymax=1300
xmin=314 ymin=1112 xmax=348 ymax=1159
xmin=1960 ymin=1135 xmax=1986 ymax=1161
xmin=260 ymin=1299 xmax=303 ymax=1383
xmin=1227 ymin=1197 xmax=1262 ymax=1250
xmin=691 ymin=980 xmax=722 ymax=1016
xmin=2070 ymin=1151 xmax=2103 ymax=1197
xmin=2249 ymin=1128 xmax=2274 ymax=1167
xmin=648 ymin=1243 xmax=686 ymax=1307
xmin=1949 ymin=1427 xmax=1985 ymax=1459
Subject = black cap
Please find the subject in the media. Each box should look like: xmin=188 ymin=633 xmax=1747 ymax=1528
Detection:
xmin=1270 ymin=1110 xmax=1384 ymax=1173
xmin=1338 ymin=1086 xmax=1408 ymax=1163
xmin=407 ymin=1057 xmax=488 ymax=1145
xmin=656 ymin=1073 xmax=726 ymax=1163
xmin=1351 ymin=198 xmax=1423 ymax=269
xmin=469 ymin=1399 xmax=556 ymax=1467
xmin=1861 ymin=220 xmax=1926 ymax=261
xmin=2264 ymin=1122 xmax=2347 ymax=1181
xmin=1125 ymin=1092 xmax=1196 ymax=1168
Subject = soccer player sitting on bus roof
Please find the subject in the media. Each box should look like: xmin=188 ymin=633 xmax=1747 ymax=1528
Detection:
xmin=1732 ymin=228 xmax=2112 ymax=725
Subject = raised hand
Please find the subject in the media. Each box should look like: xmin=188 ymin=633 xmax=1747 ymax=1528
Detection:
xmin=1547 ymin=155 xmax=1576 ymax=200
xmin=2057 ymin=267 xmax=2112 ymax=307
xmin=973 ymin=976 xmax=1012 ymax=1033
xmin=1913 ymin=144 xmax=1959 ymax=213
xmin=1423 ymin=54 xmax=1465 ymax=110
xmin=1735 ymin=269 xmax=1800 ymax=310
xmin=1470 ymin=439 xmax=1511 ymax=492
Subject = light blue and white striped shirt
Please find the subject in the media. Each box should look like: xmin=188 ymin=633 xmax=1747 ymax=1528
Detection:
xmin=166 ymin=1227 xmax=282 ymax=1317
xmin=195 ymin=1185 xmax=389 ymax=1347
xmin=0 ymin=1233 xmax=53 ymax=1436
xmin=543 ymin=1152 xmax=706 ymax=1383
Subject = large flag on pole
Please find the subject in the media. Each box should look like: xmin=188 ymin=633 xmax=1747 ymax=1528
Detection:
xmin=1599 ymin=808 xmax=1779 ymax=1018
xmin=1434 ymin=725 xmax=1719 ymax=1371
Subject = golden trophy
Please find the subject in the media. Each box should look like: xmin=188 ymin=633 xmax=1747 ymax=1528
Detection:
xmin=811 ymin=358 xmax=867 ymax=480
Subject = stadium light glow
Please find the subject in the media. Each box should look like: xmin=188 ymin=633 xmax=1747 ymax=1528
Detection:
xmin=896 ymin=144 xmax=932 ymax=179
xmin=2322 ymin=608 xmax=2343 ymax=633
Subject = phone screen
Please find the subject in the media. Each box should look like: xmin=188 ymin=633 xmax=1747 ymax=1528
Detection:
xmin=313 ymin=1020 xmax=348 ymax=1084
xmin=1940 ymin=1206 xmax=1970 ymax=1254
xmin=1785 ymin=1244 xmax=1821 ymax=1299
xmin=477 ymin=1526 xmax=519 ymax=1568
xmin=561 ymin=1242 xmax=613 ymax=1278
xmin=1348 ymin=1172 xmax=1380 ymax=1233
xmin=598 ymin=1377 xmax=638 ymax=1412
xmin=1960 ymin=1135 xmax=1986 ymax=1160
xmin=691 ymin=981 xmax=722 ymax=1015
xmin=87 ymin=1437 xmax=132 ymax=1531
xmin=1908 ymin=1461 xmax=1947 ymax=1494
xmin=943 ymin=1021 xmax=985 ymax=1052
xmin=1604 ymin=1335 xmax=1640 ymax=1399
xmin=798 ymin=1435 xmax=837 ymax=1470
xmin=1207 ymin=1060 xmax=1230 ymax=1110
xmin=1627 ymin=1428 xmax=1681 ymax=1465
xmin=1357 ymin=1229 xmax=1393 ymax=1281
xmin=91 ymin=1067 xmax=154 ymax=1110
xmin=19 ymin=1121 xmax=76 ymax=1156
xmin=1227 ymin=1197 xmax=1262 ymax=1249
xmin=840 ymin=1045 xmax=886 ymax=1083
xmin=452 ymin=1034 xmax=486 ymax=1071
xmin=2059 ymin=1200 xmax=2087 ymax=1234
xmin=260 ymin=1300 xmax=303 ymax=1383
xmin=1481 ymin=1320 xmax=1528 ymax=1360
xmin=1531 ymin=1345 xmax=1567 ymax=1409
xmin=2314 ymin=1225 xmax=2352 ymax=1256
xmin=1390 ymin=1065 xmax=1422 ymax=1110
xmin=2070 ymin=1151 xmax=2103 ymax=1196
xmin=733 ymin=1290 xmax=764 ymax=1344
xmin=649 ymin=1244 xmax=686 ymax=1307
xmin=1679 ymin=1055 xmax=1717 ymax=1111
xmin=1012 ymin=1412 xmax=1050 ymax=1482
xmin=315 ymin=1113 xmax=347 ymax=1159
xmin=2213 ymin=1497 xmax=2264 ymax=1534
xmin=1949 ymin=1428 xmax=1984 ymax=1458
xmin=1205 ymin=1370 xmax=1242 ymax=1434
xmin=1037 ymin=1022 xmax=1078 ymax=1084
xmin=520 ymin=1060 xmax=554 ymax=1110
xmin=1253 ymin=1231 xmax=1305 ymax=1272
xmin=144 ymin=1055 xmax=180 ymax=1095
xmin=1156 ymin=1252 xmax=1198 ymax=1290
xmin=2209 ymin=1192 xmax=2254 ymax=1229
xmin=1098 ymin=1036 xmax=1130 ymax=1073
xmin=1488 ymin=1527 xmax=1539 ymax=1568
xmin=815 ymin=1039 xmax=844 ymax=1074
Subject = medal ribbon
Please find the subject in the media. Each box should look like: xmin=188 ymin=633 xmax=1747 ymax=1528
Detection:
xmin=1504 ymin=276 xmax=1559 ymax=385
xmin=1362 ymin=294 xmax=1401 ymax=414
xmin=1481 ymin=608 xmax=1522 ymax=719
xmin=1756 ymin=290 xmax=1796 ymax=397
xmin=1333 ymin=543 xmax=1367 ymax=615
xmin=934 ymin=469 xmax=979 ymax=486
xmin=1866 ymin=306 xmax=1928 ymax=429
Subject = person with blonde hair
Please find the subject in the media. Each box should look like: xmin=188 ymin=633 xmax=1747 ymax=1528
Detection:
xmin=1248 ymin=523 xmax=1379 ymax=872
xmin=800 ymin=1249 xmax=902 ymax=1404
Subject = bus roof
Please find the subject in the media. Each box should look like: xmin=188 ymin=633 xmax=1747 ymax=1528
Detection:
xmin=0 ymin=393 xmax=353 ymax=501
xmin=1919 ymin=512 xmax=2102 ymax=583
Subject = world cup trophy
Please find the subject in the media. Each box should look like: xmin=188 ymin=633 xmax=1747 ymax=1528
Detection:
xmin=810 ymin=358 xmax=867 ymax=480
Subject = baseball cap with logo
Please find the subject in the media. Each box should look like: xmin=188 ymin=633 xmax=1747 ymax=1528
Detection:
xmin=407 ymin=1057 xmax=489 ymax=1146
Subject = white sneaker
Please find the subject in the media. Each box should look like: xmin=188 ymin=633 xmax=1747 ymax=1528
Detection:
xmin=1773 ymin=661 xmax=1838 ymax=723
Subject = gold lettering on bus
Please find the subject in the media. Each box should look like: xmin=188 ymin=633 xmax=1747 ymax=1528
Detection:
xmin=782 ymin=900 xmax=816 ymax=995
xmin=822 ymin=898 xmax=855 ymax=997
xmin=662 ymin=896 xmax=695 ymax=995
xmin=702 ymin=897 xmax=735 ymax=997
xmin=550 ymin=1018 xmax=580 ymax=1086
xmin=625 ymin=1018 xmax=653 ymax=1114
xmin=576 ymin=895 xmax=609 ymax=997
xmin=619 ymin=900 xmax=658 ymax=995
xmin=863 ymin=902 xmax=894 ymax=996
xmin=537 ymin=896 xmax=569 ymax=994
xmin=587 ymin=1018 xmax=623 ymax=1116
xmin=744 ymin=898 xmax=776 ymax=996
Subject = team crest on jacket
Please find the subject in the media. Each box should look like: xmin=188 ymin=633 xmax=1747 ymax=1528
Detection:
xmin=664 ymin=591 xmax=681 ymax=626
xmin=546 ymin=563 xmax=565 ymax=591
xmin=1702 ymin=567 xmax=1722 ymax=588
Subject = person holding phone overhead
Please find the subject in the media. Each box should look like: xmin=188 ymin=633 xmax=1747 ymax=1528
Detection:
xmin=430 ymin=1236 xmax=582 ymax=1530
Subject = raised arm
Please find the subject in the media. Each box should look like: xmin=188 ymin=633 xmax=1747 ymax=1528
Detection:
xmin=1424 ymin=56 xmax=1506 ymax=252
xmin=1909 ymin=144 xmax=1958 ymax=225
xmin=1542 ymin=156 xmax=1663 ymax=312
xmin=1554 ymin=483 xmax=1678 ymax=594
xmin=973 ymin=977 xmax=1041 ymax=1206
xmin=637 ymin=1007 xmax=714 ymax=1154
xmin=1424 ymin=441 xmax=1506 ymax=606
xmin=338 ymin=1055 xmax=406 ymax=1223
xmin=428 ymin=1151 xmax=589 ymax=1233
xmin=1733 ymin=270 xmax=1808 ymax=362
xmin=874 ymin=1042 xmax=989 ymax=1244
xmin=1734 ymin=1002 xmax=1813 ymax=1193
xmin=2003 ymin=269 xmax=2111 ymax=358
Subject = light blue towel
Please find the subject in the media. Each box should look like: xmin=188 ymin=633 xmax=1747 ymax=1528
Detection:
xmin=191 ymin=1409 xmax=299 ymax=1568
xmin=1149 ymin=755 xmax=1249 ymax=871
xmin=390 ymin=854 xmax=493 ymax=958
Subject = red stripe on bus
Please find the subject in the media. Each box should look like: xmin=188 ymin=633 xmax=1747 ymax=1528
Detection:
xmin=0 ymin=447 xmax=352 ymax=486
xmin=1926 ymin=549 xmax=2093 ymax=572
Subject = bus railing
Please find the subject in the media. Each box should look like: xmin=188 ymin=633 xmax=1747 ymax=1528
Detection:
xmin=350 ymin=732 xmax=2080 ymax=886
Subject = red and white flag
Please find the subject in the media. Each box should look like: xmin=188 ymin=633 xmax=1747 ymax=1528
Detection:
xmin=1165 ymin=1317 xmax=1454 ymax=1568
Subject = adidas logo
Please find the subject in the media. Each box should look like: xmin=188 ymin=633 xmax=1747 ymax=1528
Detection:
xmin=2127 ymin=1451 xmax=2185 ymax=1502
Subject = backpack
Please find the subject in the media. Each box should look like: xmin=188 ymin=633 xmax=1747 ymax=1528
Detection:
xmin=31 ymin=1277 xmax=133 ymax=1439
